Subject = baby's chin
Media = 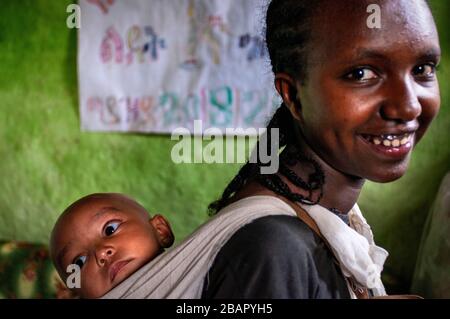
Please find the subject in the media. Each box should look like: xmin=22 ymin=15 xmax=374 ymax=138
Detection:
xmin=74 ymin=287 xmax=107 ymax=299
xmin=78 ymin=282 xmax=119 ymax=299
xmin=76 ymin=281 xmax=117 ymax=299
xmin=94 ymin=261 xmax=144 ymax=298
xmin=77 ymin=259 xmax=150 ymax=298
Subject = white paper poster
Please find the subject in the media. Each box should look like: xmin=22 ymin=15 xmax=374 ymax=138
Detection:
xmin=78 ymin=0 xmax=279 ymax=134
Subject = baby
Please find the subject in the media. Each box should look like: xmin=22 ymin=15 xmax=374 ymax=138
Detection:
xmin=50 ymin=193 xmax=174 ymax=298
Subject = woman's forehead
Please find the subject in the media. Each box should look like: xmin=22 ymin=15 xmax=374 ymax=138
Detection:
xmin=308 ymin=0 xmax=438 ymax=64
xmin=314 ymin=0 xmax=432 ymax=22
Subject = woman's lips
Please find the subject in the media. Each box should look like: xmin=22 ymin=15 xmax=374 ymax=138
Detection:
xmin=359 ymin=132 xmax=414 ymax=159
xmin=109 ymin=260 xmax=131 ymax=282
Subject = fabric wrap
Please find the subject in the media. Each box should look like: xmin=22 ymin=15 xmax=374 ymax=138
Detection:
xmin=102 ymin=195 xmax=387 ymax=299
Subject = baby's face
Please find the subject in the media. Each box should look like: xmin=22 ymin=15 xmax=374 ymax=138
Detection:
xmin=50 ymin=194 xmax=171 ymax=298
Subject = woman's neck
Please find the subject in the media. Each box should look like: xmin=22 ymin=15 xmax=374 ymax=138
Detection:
xmin=282 ymin=137 xmax=365 ymax=214
xmin=233 ymin=128 xmax=365 ymax=214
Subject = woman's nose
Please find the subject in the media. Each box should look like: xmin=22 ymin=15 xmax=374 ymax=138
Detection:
xmin=380 ymin=77 xmax=422 ymax=122
xmin=96 ymin=246 xmax=115 ymax=266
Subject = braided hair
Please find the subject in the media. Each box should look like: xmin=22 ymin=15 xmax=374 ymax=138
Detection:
xmin=208 ymin=0 xmax=327 ymax=215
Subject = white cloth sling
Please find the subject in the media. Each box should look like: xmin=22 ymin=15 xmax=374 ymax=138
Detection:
xmin=101 ymin=195 xmax=388 ymax=299
xmin=301 ymin=203 xmax=388 ymax=297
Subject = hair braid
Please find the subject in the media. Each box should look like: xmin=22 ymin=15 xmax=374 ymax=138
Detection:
xmin=207 ymin=161 xmax=258 ymax=214
xmin=208 ymin=0 xmax=328 ymax=215
xmin=208 ymin=104 xmax=291 ymax=214
xmin=265 ymin=0 xmax=322 ymax=81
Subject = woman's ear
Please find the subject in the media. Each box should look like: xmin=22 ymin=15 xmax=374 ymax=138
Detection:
xmin=275 ymin=73 xmax=303 ymax=121
xmin=150 ymin=215 xmax=174 ymax=248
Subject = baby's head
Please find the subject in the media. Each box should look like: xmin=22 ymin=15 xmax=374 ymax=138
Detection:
xmin=50 ymin=193 xmax=174 ymax=298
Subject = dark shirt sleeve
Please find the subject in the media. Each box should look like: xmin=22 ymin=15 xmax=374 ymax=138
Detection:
xmin=201 ymin=215 xmax=350 ymax=299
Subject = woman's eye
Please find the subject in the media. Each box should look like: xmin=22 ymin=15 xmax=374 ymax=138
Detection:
xmin=73 ymin=255 xmax=87 ymax=268
xmin=345 ymin=68 xmax=378 ymax=82
xmin=412 ymin=64 xmax=436 ymax=77
xmin=104 ymin=221 xmax=120 ymax=236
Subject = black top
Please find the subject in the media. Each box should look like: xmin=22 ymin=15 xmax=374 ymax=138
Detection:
xmin=201 ymin=215 xmax=351 ymax=299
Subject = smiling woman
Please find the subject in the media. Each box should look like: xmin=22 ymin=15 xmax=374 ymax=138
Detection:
xmin=204 ymin=0 xmax=442 ymax=298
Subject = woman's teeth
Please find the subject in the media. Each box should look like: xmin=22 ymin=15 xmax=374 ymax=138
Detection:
xmin=365 ymin=133 xmax=412 ymax=147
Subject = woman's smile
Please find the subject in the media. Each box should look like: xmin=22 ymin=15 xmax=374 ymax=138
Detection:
xmin=359 ymin=132 xmax=415 ymax=160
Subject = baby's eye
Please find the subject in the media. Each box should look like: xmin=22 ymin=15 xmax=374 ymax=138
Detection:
xmin=412 ymin=64 xmax=436 ymax=77
xmin=73 ymin=255 xmax=87 ymax=269
xmin=345 ymin=67 xmax=378 ymax=82
xmin=104 ymin=221 xmax=120 ymax=236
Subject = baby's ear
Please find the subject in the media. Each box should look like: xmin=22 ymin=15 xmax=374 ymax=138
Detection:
xmin=150 ymin=215 xmax=174 ymax=248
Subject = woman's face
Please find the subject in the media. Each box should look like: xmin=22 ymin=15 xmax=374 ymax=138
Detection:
xmin=296 ymin=0 xmax=441 ymax=182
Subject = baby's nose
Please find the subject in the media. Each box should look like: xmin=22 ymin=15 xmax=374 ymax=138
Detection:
xmin=98 ymin=248 xmax=114 ymax=265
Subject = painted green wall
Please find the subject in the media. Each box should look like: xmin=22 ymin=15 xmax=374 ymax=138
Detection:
xmin=0 ymin=0 xmax=448 ymax=293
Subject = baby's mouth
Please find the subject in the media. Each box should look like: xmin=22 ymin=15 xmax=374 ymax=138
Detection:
xmin=361 ymin=132 xmax=413 ymax=147
xmin=109 ymin=260 xmax=131 ymax=282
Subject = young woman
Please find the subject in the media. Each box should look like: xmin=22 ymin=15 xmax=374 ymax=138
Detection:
xmin=203 ymin=0 xmax=441 ymax=298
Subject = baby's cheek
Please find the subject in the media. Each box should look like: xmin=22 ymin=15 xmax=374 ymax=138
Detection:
xmin=79 ymin=271 xmax=109 ymax=298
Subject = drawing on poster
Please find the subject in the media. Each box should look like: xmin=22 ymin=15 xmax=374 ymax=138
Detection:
xmin=78 ymin=0 xmax=277 ymax=134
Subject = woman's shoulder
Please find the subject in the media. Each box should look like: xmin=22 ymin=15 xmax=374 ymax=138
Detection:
xmin=223 ymin=214 xmax=324 ymax=260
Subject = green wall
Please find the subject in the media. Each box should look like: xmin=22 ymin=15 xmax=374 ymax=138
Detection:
xmin=0 ymin=0 xmax=448 ymax=293
xmin=0 ymin=0 xmax=242 ymax=245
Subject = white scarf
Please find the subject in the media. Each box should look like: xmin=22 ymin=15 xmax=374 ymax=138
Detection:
xmin=102 ymin=195 xmax=388 ymax=299
xmin=300 ymin=203 xmax=388 ymax=297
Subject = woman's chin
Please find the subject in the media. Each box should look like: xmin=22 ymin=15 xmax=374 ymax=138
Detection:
xmin=367 ymin=167 xmax=408 ymax=183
